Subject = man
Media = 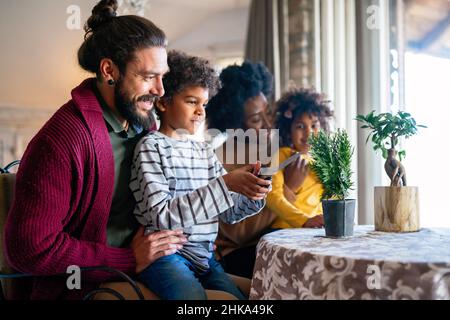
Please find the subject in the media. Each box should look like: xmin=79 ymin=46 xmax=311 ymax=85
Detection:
xmin=4 ymin=0 xmax=186 ymax=299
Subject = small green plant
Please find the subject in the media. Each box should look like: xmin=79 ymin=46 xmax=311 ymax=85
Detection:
xmin=355 ymin=111 xmax=425 ymax=161
xmin=356 ymin=111 xmax=426 ymax=187
xmin=309 ymin=129 xmax=354 ymax=201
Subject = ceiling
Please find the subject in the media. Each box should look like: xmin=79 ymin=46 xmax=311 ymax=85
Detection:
xmin=0 ymin=0 xmax=251 ymax=109
xmin=4 ymin=0 xmax=448 ymax=111
xmin=137 ymin=0 xmax=251 ymax=43
xmin=149 ymin=0 xmax=249 ymax=10
xmin=405 ymin=0 xmax=450 ymax=58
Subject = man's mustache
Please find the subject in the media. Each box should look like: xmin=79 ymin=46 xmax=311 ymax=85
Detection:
xmin=137 ymin=95 xmax=158 ymax=103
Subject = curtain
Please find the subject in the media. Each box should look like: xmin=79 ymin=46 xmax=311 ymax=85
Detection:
xmin=245 ymin=0 xmax=289 ymax=101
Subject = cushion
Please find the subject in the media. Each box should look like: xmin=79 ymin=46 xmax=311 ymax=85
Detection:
xmin=95 ymin=275 xmax=250 ymax=300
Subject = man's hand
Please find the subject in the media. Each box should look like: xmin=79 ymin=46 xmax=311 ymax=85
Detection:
xmin=283 ymin=153 xmax=308 ymax=192
xmin=222 ymin=163 xmax=271 ymax=201
xmin=131 ymin=226 xmax=187 ymax=274
xmin=303 ymin=215 xmax=324 ymax=228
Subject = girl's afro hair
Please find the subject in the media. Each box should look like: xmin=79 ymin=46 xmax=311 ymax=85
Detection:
xmin=275 ymin=87 xmax=334 ymax=147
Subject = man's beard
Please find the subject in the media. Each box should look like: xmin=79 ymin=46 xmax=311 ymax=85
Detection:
xmin=114 ymin=78 xmax=157 ymax=130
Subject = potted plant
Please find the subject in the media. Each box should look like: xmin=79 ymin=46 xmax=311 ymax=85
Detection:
xmin=356 ymin=111 xmax=426 ymax=232
xmin=309 ymin=129 xmax=355 ymax=238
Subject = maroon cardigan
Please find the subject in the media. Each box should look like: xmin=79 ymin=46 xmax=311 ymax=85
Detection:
xmin=4 ymin=79 xmax=139 ymax=299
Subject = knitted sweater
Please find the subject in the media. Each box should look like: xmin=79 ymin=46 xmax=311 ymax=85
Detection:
xmin=3 ymin=79 xmax=137 ymax=300
xmin=130 ymin=131 xmax=265 ymax=273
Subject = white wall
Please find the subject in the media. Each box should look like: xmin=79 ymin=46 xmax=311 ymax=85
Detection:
xmin=170 ymin=8 xmax=250 ymax=63
xmin=0 ymin=0 xmax=250 ymax=163
xmin=0 ymin=0 xmax=92 ymax=109
xmin=0 ymin=0 xmax=250 ymax=110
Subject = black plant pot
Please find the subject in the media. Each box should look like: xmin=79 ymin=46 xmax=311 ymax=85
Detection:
xmin=322 ymin=199 xmax=356 ymax=238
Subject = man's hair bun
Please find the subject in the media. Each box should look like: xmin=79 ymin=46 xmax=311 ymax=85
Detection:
xmin=78 ymin=0 xmax=167 ymax=75
xmin=85 ymin=0 xmax=118 ymax=34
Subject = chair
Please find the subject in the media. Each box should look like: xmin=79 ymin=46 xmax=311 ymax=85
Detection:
xmin=0 ymin=161 xmax=250 ymax=300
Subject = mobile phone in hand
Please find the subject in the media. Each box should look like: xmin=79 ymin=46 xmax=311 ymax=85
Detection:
xmin=258 ymin=152 xmax=301 ymax=179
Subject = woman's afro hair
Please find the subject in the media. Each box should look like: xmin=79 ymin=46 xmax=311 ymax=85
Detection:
xmin=206 ymin=61 xmax=273 ymax=132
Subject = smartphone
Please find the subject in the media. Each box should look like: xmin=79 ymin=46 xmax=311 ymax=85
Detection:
xmin=258 ymin=152 xmax=301 ymax=179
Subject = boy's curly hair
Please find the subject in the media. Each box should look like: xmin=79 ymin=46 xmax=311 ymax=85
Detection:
xmin=206 ymin=61 xmax=273 ymax=132
xmin=161 ymin=50 xmax=220 ymax=102
xmin=275 ymin=88 xmax=334 ymax=147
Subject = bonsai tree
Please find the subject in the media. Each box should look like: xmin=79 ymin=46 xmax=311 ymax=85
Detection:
xmin=356 ymin=111 xmax=426 ymax=187
xmin=308 ymin=129 xmax=354 ymax=201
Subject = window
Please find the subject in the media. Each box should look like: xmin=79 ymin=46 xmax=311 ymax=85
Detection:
xmin=403 ymin=52 xmax=450 ymax=227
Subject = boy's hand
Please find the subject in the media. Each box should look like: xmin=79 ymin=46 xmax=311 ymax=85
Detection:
xmin=131 ymin=227 xmax=188 ymax=274
xmin=222 ymin=163 xmax=271 ymax=201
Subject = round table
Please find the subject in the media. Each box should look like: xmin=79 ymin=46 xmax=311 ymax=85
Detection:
xmin=250 ymin=225 xmax=450 ymax=300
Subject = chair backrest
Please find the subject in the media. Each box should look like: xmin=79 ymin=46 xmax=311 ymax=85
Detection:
xmin=1 ymin=171 xmax=251 ymax=300
xmin=0 ymin=173 xmax=15 ymax=275
xmin=0 ymin=171 xmax=33 ymax=300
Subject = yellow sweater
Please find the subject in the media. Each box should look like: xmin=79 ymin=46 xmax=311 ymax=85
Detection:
xmin=267 ymin=147 xmax=324 ymax=228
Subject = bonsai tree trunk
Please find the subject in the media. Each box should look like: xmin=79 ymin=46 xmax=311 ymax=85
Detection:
xmin=377 ymin=148 xmax=419 ymax=233
xmin=384 ymin=149 xmax=407 ymax=187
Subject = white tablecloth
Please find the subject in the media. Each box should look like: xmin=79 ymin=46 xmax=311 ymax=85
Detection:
xmin=250 ymin=226 xmax=450 ymax=300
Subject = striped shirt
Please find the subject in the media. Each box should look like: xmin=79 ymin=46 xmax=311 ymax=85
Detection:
xmin=130 ymin=131 xmax=265 ymax=272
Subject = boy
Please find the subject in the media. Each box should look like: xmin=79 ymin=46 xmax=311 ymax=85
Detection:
xmin=130 ymin=51 xmax=271 ymax=300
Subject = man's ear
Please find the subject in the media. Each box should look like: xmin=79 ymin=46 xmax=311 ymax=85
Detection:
xmin=99 ymin=58 xmax=119 ymax=83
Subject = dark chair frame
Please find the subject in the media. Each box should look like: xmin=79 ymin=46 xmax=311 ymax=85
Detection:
xmin=0 ymin=266 xmax=145 ymax=300
xmin=1 ymin=161 xmax=144 ymax=301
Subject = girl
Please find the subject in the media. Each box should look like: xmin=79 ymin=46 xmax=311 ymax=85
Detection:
xmin=266 ymin=88 xmax=333 ymax=229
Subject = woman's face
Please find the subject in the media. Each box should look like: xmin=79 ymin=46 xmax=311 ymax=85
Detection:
xmin=243 ymin=92 xmax=270 ymax=133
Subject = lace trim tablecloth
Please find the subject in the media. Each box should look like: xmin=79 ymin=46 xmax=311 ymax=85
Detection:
xmin=250 ymin=226 xmax=450 ymax=300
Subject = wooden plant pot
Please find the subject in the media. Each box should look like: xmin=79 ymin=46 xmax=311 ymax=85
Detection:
xmin=374 ymin=186 xmax=420 ymax=232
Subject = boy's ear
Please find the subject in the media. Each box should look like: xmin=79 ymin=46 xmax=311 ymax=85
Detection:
xmin=155 ymin=98 xmax=167 ymax=113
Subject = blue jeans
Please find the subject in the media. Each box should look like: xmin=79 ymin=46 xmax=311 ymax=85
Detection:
xmin=138 ymin=253 xmax=246 ymax=300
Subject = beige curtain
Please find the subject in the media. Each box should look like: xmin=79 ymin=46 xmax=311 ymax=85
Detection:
xmin=245 ymin=0 xmax=289 ymax=100
xmin=245 ymin=0 xmax=320 ymax=99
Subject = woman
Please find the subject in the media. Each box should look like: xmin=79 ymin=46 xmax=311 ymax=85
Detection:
xmin=206 ymin=61 xmax=276 ymax=279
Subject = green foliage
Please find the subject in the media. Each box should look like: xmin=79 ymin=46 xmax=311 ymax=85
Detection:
xmin=309 ymin=130 xmax=354 ymax=201
xmin=356 ymin=111 xmax=426 ymax=161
